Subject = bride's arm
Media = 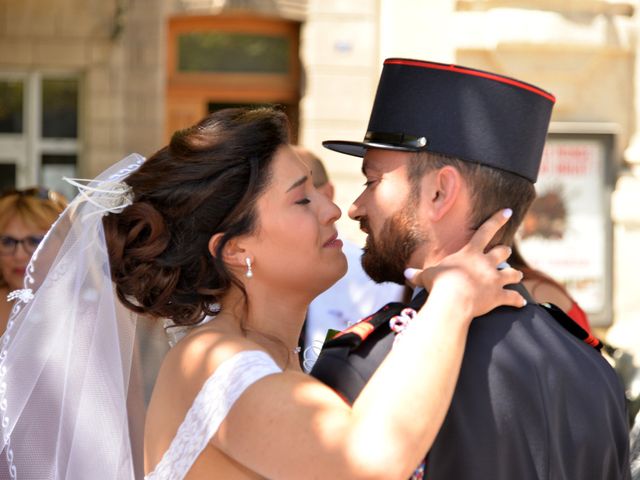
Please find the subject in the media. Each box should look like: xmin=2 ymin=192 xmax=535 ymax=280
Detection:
xmin=213 ymin=209 xmax=524 ymax=480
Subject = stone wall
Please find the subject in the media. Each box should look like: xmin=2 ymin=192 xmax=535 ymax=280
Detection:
xmin=0 ymin=0 xmax=165 ymax=177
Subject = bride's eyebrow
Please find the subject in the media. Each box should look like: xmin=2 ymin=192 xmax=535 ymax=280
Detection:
xmin=286 ymin=175 xmax=308 ymax=192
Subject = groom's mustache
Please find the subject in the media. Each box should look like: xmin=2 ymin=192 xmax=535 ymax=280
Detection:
xmin=359 ymin=217 xmax=371 ymax=235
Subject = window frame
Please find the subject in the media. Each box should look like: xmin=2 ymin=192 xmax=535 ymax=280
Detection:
xmin=0 ymin=71 xmax=80 ymax=192
xmin=167 ymin=14 xmax=301 ymax=104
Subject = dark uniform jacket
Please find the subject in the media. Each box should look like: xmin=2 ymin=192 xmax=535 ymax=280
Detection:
xmin=311 ymin=285 xmax=631 ymax=479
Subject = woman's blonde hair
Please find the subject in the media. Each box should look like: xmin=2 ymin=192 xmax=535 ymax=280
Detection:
xmin=0 ymin=187 xmax=67 ymax=231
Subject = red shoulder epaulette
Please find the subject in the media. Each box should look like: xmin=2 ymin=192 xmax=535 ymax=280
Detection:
xmin=324 ymin=302 xmax=406 ymax=350
xmin=540 ymin=303 xmax=603 ymax=351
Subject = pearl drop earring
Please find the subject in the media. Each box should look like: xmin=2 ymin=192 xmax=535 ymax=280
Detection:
xmin=245 ymin=258 xmax=253 ymax=278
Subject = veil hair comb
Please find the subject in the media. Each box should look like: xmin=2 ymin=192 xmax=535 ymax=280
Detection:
xmin=0 ymin=154 xmax=145 ymax=479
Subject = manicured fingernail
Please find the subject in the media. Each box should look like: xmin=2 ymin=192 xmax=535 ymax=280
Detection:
xmin=522 ymin=299 xmax=527 ymax=306
xmin=404 ymin=268 xmax=420 ymax=280
xmin=503 ymin=208 xmax=513 ymax=218
xmin=497 ymin=261 xmax=510 ymax=270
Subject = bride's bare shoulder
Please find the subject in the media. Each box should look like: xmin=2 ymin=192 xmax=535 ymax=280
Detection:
xmin=144 ymin=320 xmax=268 ymax=465
xmin=158 ymin=321 xmax=266 ymax=398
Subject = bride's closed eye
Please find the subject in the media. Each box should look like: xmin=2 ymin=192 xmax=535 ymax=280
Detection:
xmin=295 ymin=198 xmax=311 ymax=205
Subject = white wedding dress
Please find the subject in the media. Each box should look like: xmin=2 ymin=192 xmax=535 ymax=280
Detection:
xmin=145 ymin=350 xmax=281 ymax=480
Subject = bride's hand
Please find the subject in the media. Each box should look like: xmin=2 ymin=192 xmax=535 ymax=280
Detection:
xmin=405 ymin=208 xmax=526 ymax=320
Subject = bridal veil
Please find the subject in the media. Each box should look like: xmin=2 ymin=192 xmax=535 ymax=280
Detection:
xmin=0 ymin=154 xmax=146 ymax=479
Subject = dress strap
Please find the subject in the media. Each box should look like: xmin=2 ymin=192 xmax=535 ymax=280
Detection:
xmin=145 ymin=350 xmax=282 ymax=479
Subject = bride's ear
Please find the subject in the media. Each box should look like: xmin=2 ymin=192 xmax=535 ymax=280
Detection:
xmin=208 ymin=233 xmax=250 ymax=270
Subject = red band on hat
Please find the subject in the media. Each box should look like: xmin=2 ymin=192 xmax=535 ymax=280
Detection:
xmin=384 ymin=59 xmax=556 ymax=103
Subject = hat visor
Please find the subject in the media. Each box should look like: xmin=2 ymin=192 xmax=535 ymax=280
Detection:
xmin=322 ymin=140 xmax=421 ymax=158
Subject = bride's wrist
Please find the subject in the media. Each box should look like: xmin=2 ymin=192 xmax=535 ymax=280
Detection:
xmin=425 ymin=281 xmax=474 ymax=328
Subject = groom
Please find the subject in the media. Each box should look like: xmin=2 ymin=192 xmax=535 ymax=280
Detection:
xmin=311 ymin=58 xmax=631 ymax=479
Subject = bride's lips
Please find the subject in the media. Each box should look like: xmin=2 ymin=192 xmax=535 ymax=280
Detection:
xmin=323 ymin=233 xmax=343 ymax=248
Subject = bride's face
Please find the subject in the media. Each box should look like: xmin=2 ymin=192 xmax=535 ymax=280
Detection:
xmin=244 ymin=145 xmax=347 ymax=298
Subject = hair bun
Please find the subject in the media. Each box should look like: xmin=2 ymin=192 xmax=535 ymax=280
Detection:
xmin=103 ymin=108 xmax=290 ymax=326
xmin=104 ymin=202 xmax=178 ymax=318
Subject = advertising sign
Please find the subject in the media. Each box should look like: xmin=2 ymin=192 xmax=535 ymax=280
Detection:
xmin=517 ymin=133 xmax=614 ymax=326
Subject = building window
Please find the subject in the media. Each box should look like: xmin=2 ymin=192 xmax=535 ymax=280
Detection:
xmin=178 ymin=32 xmax=291 ymax=74
xmin=166 ymin=14 xmax=301 ymax=141
xmin=0 ymin=164 xmax=16 ymax=192
xmin=0 ymin=79 xmax=23 ymax=134
xmin=41 ymin=78 xmax=78 ymax=139
xmin=41 ymin=154 xmax=78 ymax=200
xmin=0 ymin=73 xmax=79 ymax=199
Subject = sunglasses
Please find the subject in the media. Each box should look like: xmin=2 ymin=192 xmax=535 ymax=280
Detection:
xmin=0 ymin=235 xmax=44 ymax=256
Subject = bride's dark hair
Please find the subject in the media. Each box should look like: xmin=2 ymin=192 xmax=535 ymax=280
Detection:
xmin=104 ymin=107 xmax=290 ymax=325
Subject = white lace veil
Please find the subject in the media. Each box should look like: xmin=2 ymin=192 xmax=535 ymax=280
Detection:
xmin=0 ymin=154 xmax=146 ymax=480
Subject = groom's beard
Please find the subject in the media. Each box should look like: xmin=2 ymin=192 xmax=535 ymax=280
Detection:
xmin=360 ymin=203 xmax=427 ymax=285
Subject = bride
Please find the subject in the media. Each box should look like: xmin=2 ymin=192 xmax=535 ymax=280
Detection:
xmin=0 ymin=107 xmax=524 ymax=479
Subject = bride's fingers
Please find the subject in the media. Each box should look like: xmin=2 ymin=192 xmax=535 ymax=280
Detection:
xmin=498 ymin=267 xmax=524 ymax=286
xmin=403 ymin=267 xmax=425 ymax=288
xmin=468 ymin=208 xmax=513 ymax=251
xmin=486 ymin=245 xmax=512 ymax=266
xmin=500 ymin=289 xmax=527 ymax=308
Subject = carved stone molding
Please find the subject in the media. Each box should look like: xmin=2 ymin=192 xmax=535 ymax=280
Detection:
xmin=174 ymin=0 xmax=308 ymax=20
xmin=456 ymin=0 xmax=634 ymax=16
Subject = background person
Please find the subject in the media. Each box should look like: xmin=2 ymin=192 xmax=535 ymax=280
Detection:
xmin=632 ymin=410 xmax=640 ymax=480
xmin=508 ymin=242 xmax=591 ymax=332
xmin=293 ymin=146 xmax=404 ymax=370
xmin=0 ymin=187 xmax=67 ymax=332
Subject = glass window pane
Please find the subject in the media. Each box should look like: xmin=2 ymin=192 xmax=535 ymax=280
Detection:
xmin=178 ymin=33 xmax=290 ymax=74
xmin=0 ymin=80 xmax=24 ymax=134
xmin=0 ymin=164 xmax=16 ymax=192
xmin=41 ymin=78 xmax=78 ymax=139
xmin=41 ymin=154 xmax=76 ymax=200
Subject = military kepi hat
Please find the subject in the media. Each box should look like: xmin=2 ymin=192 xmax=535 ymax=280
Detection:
xmin=323 ymin=58 xmax=555 ymax=182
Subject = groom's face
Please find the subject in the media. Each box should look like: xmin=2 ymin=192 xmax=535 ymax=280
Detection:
xmin=349 ymin=149 xmax=427 ymax=285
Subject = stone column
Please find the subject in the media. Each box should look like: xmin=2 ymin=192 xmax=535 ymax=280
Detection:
xmin=607 ymin=4 xmax=640 ymax=356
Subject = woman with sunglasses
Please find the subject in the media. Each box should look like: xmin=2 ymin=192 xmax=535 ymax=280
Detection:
xmin=0 ymin=187 xmax=67 ymax=332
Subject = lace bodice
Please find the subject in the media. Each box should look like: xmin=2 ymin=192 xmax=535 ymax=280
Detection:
xmin=145 ymin=350 xmax=282 ymax=479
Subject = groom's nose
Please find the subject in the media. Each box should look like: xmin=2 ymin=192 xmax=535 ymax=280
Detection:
xmin=348 ymin=201 xmax=362 ymax=221
xmin=349 ymin=188 xmax=368 ymax=220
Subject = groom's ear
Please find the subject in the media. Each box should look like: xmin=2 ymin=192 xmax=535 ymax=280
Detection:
xmin=422 ymin=166 xmax=462 ymax=222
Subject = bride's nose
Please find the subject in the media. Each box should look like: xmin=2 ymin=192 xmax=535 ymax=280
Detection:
xmin=319 ymin=195 xmax=342 ymax=224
